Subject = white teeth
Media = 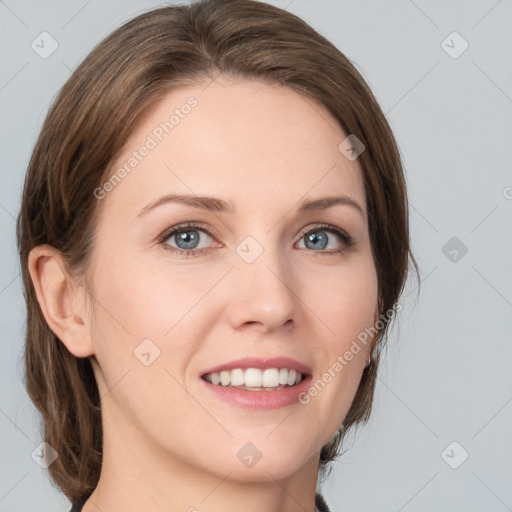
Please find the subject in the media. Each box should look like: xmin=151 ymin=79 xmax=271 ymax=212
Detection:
xmin=220 ymin=370 xmax=231 ymax=386
xmin=204 ymin=367 xmax=305 ymax=389
xmin=230 ymin=368 xmax=245 ymax=386
xmin=244 ymin=368 xmax=262 ymax=387
xmin=262 ymin=368 xmax=279 ymax=387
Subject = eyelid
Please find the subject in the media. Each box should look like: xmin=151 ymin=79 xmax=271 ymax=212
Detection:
xmin=157 ymin=221 xmax=221 ymax=244
xmin=296 ymin=223 xmax=353 ymax=243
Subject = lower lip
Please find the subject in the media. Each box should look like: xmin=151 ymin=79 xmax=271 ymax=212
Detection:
xmin=199 ymin=375 xmax=312 ymax=410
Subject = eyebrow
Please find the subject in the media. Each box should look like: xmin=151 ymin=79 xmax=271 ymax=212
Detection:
xmin=136 ymin=193 xmax=366 ymax=219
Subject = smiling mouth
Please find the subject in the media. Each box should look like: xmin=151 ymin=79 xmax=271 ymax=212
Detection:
xmin=202 ymin=367 xmax=304 ymax=391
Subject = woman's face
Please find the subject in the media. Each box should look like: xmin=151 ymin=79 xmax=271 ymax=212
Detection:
xmin=85 ymin=76 xmax=379 ymax=481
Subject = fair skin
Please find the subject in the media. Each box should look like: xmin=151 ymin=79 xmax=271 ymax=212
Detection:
xmin=29 ymin=76 xmax=379 ymax=512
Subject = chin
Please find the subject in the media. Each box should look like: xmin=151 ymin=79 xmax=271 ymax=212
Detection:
xmin=218 ymin=458 xmax=309 ymax=483
xmin=205 ymin=439 xmax=316 ymax=483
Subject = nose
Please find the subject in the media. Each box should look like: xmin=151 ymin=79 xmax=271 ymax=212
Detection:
xmin=224 ymin=244 xmax=302 ymax=333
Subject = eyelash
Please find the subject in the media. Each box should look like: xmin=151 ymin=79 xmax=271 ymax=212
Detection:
xmin=157 ymin=222 xmax=355 ymax=258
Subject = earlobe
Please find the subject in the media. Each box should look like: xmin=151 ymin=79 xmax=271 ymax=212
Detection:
xmin=28 ymin=244 xmax=94 ymax=358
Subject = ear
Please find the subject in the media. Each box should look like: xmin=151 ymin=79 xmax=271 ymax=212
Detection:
xmin=28 ymin=244 xmax=94 ymax=358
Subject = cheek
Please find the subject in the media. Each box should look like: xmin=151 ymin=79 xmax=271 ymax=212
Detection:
xmin=93 ymin=252 xmax=214 ymax=340
xmin=89 ymin=253 xmax=223 ymax=392
xmin=312 ymin=259 xmax=378 ymax=345
xmin=305 ymin=261 xmax=377 ymax=420
xmin=88 ymin=259 xmax=206 ymax=429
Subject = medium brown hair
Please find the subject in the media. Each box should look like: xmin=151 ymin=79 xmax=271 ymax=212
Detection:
xmin=16 ymin=0 xmax=419 ymax=502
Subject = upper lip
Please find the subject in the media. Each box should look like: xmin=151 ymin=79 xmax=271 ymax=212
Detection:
xmin=200 ymin=357 xmax=312 ymax=377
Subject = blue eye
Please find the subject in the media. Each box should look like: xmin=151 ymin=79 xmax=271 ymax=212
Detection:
xmin=159 ymin=223 xmax=214 ymax=257
xmin=157 ymin=222 xmax=355 ymax=257
xmin=297 ymin=224 xmax=354 ymax=255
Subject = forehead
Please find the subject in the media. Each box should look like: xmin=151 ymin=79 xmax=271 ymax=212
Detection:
xmin=102 ymin=77 xmax=366 ymax=217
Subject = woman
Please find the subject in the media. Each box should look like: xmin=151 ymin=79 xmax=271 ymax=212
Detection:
xmin=16 ymin=1 xmax=419 ymax=510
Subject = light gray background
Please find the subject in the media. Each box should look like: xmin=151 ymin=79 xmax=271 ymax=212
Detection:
xmin=1 ymin=1 xmax=511 ymax=511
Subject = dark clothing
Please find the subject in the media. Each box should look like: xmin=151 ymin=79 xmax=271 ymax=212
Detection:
xmin=69 ymin=498 xmax=85 ymax=511
xmin=70 ymin=492 xmax=332 ymax=511
xmin=315 ymin=492 xmax=332 ymax=512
